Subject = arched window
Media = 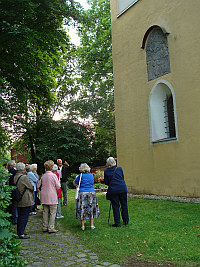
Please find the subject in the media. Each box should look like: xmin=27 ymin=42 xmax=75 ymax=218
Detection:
xmin=149 ymin=80 xmax=178 ymax=144
xmin=142 ymin=26 xmax=171 ymax=81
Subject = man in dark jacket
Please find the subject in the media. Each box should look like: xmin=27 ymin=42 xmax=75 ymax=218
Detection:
xmin=57 ymin=159 xmax=71 ymax=205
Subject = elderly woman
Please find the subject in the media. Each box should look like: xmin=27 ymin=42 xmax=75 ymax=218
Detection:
xmin=73 ymin=163 xmax=100 ymax=230
xmin=14 ymin=162 xmax=34 ymax=239
xmin=26 ymin=165 xmax=38 ymax=215
xmin=37 ymin=160 xmax=61 ymax=233
xmin=31 ymin=163 xmax=40 ymax=211
xmin=104 ymin=157 xmax=129 ymax=227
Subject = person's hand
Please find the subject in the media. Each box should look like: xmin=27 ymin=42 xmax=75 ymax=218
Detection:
xmin=64 ymin=161 xmax=69 ymax=167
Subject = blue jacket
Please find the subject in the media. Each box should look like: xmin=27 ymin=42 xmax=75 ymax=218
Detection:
xmin=74 ymin=173 xmax=95 ymax=193
xmin=27 ymin=171 xmax=38 ymax=191
xmin=104 ymin=166 xmax=127 ymax=194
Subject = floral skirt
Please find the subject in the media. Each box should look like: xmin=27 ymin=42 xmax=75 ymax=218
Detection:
xmin=76 ymin=192 xmax=100 ymax=220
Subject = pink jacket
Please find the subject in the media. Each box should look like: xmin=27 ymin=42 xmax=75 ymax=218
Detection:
xmin=37 ymin=171 xmax=61 ymax=205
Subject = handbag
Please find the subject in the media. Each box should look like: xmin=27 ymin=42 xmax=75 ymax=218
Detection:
xmin=75 ymin=173 xmax=82 ymax=200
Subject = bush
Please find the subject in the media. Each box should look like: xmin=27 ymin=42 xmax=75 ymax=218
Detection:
xmin=67 ymin=173 xmax=78 ymax=189
xmin=0 ymin=155 xmax=25 ymax=266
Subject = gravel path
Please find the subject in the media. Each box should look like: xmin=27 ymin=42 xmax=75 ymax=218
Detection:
xmin=20 ymin=210 xmax=120 ymax=267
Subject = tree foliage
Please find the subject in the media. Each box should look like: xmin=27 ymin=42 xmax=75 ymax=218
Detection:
xmin=67 ymin=0 xmax=116 ymax=164
xmin=18 ymin=117 xmax=93 ymax=173
xmin=0 ymin=0 xmax=82 ymax=136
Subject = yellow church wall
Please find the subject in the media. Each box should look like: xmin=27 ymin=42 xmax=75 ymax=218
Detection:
xmin=111 ymin=0 xmax=200 ymax=196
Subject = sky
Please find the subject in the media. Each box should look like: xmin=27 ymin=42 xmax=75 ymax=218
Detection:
xmin=67 ymin=0 xmax=90 ymax=46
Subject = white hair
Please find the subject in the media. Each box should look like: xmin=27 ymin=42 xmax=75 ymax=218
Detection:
xmin=53 ymin=164 xmax=58 ymax=171
xmin=31 ymin=164 xmax=37 ymax=170
xmin=16 ymin=162 xmax=25 ymax=171
xmin=106 ymin=157 xmax=116 ymax=168
xmin=25 ymin=165 xmax=32 ymax=172
xmin=7 ymin=160 xmax=15 ymax=170
xmin=79 ymin=163 xmax=90 ymax=173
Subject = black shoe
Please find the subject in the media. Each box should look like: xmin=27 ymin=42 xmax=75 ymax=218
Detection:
xmin=19 ymin=235 xmax=30 ymax=239
xmin=112 ymin=224 xmax=121 ymax=227
xmin=123 ymin=221 xmax=129 ymax=225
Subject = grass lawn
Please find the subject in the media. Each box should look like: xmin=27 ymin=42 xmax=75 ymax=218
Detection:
xmin=59 ymin=189 xmax=200 ymax=266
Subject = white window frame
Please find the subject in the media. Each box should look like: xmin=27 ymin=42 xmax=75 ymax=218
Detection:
xmin=148 ymin=80 xmax=178 ymax=144
xmin=117 ymin=0 xmax=140 ymax=17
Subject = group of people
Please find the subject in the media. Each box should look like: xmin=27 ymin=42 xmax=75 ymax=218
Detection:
xmin=5 ymin=156 xmax=129 ymax=239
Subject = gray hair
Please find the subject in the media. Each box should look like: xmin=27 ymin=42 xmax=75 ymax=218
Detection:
xmin=31 ymin=164 xmax=37 ymax=171
xmin=7 ymin=160 xmax=15 ymax=170
xmin=79 ymin=163 xmax=90 ymax=173
xmin=106 ymin=157 xmax=116 ymax=168
xmin=16 ymin=162 xmax=25 ymax=171
xmin=25 ymin=165 xmax=32 ymax=172
xmin=53 ymin=164 xmax=58 ymax=171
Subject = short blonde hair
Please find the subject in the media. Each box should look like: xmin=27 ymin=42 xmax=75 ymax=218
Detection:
xmin=44 ymin=160 xmax=54 ymax=171
xmin=79 ymin=163 xmax=90 ymax=173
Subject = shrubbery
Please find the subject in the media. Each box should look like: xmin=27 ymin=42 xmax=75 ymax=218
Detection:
xmin=0 ymin=156 xmax=24 ymax=266
xmin=67 ymin=173 xmax=78 ymax=189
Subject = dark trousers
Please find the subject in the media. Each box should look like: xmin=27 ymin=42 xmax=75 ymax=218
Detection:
xmin=110 ymin=192 xmax=129 ymax=226
xmin=11 ymin=203 xmax=18 ymax=224
xmin=61 ymin=182 xmax=67 ymax=205
xmin=17 ymin=206 xmax=30 ymax=236
xmin=30 ymin=191 xmax=35 ymax=212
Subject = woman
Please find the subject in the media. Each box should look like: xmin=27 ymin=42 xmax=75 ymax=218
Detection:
xmin=14 ymin=162 xmax=34 ymax=239
xmin=37 ymin=160 xmax=61 ymax=233
xmin=26 ymin=165 xmax=38 ymax=215
xmin=52 ymin=164 xmax=64 ymax=219
xmin=104 ymin=157 xmax=129 ymax=227
xmin=31 ymin=163 xmax=40 ymax=211
xmin=73 ymin=163 xmax=100 ymax=230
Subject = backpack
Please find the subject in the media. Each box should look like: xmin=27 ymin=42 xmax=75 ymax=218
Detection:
xmin=11 ymin=175 xmax=26 ymax=202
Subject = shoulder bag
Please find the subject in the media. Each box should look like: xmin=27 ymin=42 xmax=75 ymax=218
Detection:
xmin=75 ymin=173 xmax=82 ymax=200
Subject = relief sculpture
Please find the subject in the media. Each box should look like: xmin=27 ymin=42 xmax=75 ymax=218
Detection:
xmin=146 ymin=28 xmax=171 ymax=81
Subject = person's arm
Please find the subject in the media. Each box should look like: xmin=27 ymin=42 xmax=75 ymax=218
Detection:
xmin=23 ymin=176 xmax=34 ymax=192
xmin=73 ymin=175 xmax=79 ymax=187
xmin=37 ymin=179 xmax=41 ymax=190
xmin=54 ymin=174 xmax=61 ymax=190
xmin=104 ymin=171 xmax=110 ymax=186
xmin=30 ymin=173 xmax=38 ymax=183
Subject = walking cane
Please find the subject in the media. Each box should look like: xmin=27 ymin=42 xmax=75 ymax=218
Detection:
xmin=108 ymin=202 xmax=112 ymax=225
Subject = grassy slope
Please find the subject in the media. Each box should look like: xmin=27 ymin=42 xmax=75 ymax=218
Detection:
xmin=59 ymin=190 xmax=200 ymax=266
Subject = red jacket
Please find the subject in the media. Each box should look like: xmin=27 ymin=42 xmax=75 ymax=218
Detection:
xmin=52 ymin=171 xmax=62 ymax=198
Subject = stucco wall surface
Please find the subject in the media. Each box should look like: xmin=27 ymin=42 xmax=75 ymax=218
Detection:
xmin=110 ymin=0 xmax=200 ymax=197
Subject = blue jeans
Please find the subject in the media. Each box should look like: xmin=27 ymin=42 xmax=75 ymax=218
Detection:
xmin=110 ymin=192 xmax=129 ymax=226
xmin=17 ymin=206 xmax=31 ymax=236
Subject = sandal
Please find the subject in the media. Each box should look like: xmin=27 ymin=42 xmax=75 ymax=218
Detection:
xmin=90 ymin=226 xmax=95 ymax=230
xmin=81 ymin=226 xmax=85 ymax=231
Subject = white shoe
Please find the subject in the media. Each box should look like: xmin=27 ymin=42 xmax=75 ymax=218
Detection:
xmin=56 ymin=215 xmax=64 ymax=219
xmin=81 ymin=226 xmax=85 ymax=230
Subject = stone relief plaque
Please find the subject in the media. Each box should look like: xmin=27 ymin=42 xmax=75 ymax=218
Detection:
xmin=146 ymin=28 xmax=171 ymax=81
